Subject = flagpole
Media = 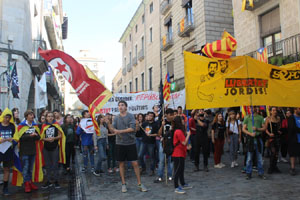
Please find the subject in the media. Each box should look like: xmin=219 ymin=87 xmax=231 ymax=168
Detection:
xmin=7 ymin=43 xmax=12 ymax=109
xmin=245 ymin=57 xmax=255 ymax=131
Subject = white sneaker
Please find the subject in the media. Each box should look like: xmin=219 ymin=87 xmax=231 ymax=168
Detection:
xmin=214 ymin=164 xmax=222 ymax=169
xmin=281 ymin=158 xmax=288 ymax=163
xmin=122 ymin=184 xmax=127 ymax=193
xmin=234 ymin=161 xmax=239 ymax=167
xmin=231 ymin=162 xmax=235 ymax=168
xmin=219 ymin=163 xmax=226 ymax=168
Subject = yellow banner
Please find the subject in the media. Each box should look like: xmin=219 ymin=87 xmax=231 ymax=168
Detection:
xmin=184 ymin=51 xmax=300 ymax=109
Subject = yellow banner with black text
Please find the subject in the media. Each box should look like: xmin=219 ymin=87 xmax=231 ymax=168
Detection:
xmin=184 ymin=51 xmax=300 ymax=109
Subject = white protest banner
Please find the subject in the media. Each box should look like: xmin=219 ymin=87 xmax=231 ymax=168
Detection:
xmin=98 ymin=89 xmax=185 ymax=115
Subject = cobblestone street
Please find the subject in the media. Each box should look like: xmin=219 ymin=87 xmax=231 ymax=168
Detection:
xmin=78 ymin=149 xmax=300 ymax=200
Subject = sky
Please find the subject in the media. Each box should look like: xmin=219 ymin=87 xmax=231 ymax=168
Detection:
xmin=62 ymin=0 xmax=142 ymax=89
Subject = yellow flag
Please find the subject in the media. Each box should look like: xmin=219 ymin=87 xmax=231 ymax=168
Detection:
xmin=184 ymin=51 xmax=300 ymax=109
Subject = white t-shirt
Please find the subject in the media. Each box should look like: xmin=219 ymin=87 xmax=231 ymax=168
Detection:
xmin=226 ymin=120 xmax=241 ymax=134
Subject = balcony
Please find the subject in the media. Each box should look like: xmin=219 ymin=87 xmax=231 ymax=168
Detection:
xmin=247 ymin=34 xmax=300 ymax=66
xmin=245 ymin=0 xmax=270 ymax=11
xmin=160 ymin=0 xmax=172 ymax=15
xmin=31 ymin=40 xmax=48 ymax=75
xmin=138 ymin=49 xmax=145 ymax=61
xmin=132 ymin=56 xmax=138 ymax=66
xmin=178 ymin=14 xmax=194 ymax=37
xmin=122 ymin=67 xmax=127 ymax=75
xmin=127 ymin=63 xmax=132 ymax=72
xmin=161 ymin=32 xmax=174 ymax=51
xmin=44 ymin=8 xmax=62 ymax=49
xmin=46 ymin=68 xmax=60 ymax=97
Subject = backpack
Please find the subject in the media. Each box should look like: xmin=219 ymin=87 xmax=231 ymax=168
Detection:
xmin=162 ymin=123 xmax=175 ymax=157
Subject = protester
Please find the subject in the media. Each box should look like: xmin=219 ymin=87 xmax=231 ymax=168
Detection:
xmin=211 ymin=113 xmax=226 ymax=168
xmin=265 ymin=107 xmax=282 ymax=174
xmin=106 ymin=101 xmax=147 ymax=193
xmin=280 ymin=110 xmax=291 ymax=163
xmin=62 ymin=114 xmax=76 ymax=174
xmin=194 ymin=109 xmax=209 ymax=172
xmin=177 ymin=106 xmax=187 ymax=123
xmin=154 ymin=108 xmax=174 ymax=183
xmin=18 ymin=110 xmax=41 ymax=192
xmin=172 ymin=116 xmax=192 ymax=194
xmin=106 ymin=114 xmax=117 ymax=173
xmin=242 ymin=106 xmax=266 ymax=180
xmin=287 ymin=107 xmax=300 ymax=176
xmin=0 ymin=108 xmax=16 ymax=195
xmin=12 ymin=108 xmax=21 ymax=125
xmin=139 ymin=112 xmax=159 ymax=176
xmin=41 ymin=112 xmax=63 ymax=189
xmin=152 ymin=104 xmax=160 ymax=121
xmin=53 ymin=109 xmax=63 ymax=125
xmin=38 ymin=112 xmax=46 ymax=130
xmin=76 ymin=110 xmax=95 ymax=173
xmin=188 ymin=110 xmax=197 ymax=162
xmin=226 ymin=110 xmax=241 ymax=168
xmin=135 ymin=113 xmax=144 ymax=167
xmin=93 ymin=115 xmax=109 ymax=176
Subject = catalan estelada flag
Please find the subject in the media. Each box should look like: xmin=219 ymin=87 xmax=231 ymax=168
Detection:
xmin=201 ymin=30 xmax=237 ymax=59
xmin=38 ymin=49 xmax=112 ymax=137
xmin=257 ymin=47 xmax=268 ymax=63
xmin=12 ymin=120 xmax=42 ymax=186
xmin=40 ymin=122 xmax=66 ymax=164
xmin=163 ymin=72 xmax=171 ymax=101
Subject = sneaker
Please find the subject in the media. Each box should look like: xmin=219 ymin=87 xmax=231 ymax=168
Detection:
xmin=231 ymin=162 xmax=235 ymax=168
xmin=81 ymin=167 xmax=87 ymax=173
xmin=138 ymin=184 xmax=148 ymax=192
xmin=290 ymin=168 xmax=296 ymax=176
xmin=121 ymin=184 xmax=127 ymax=193
xmin=258 ymin=174 xmax=267 ymax=180
xmin=42 ymin=181 xmax=52 ymax=189
xmin=214 ymin=164 xmax=222 ymax=169
xmin=3 ymin=187 xmax=9 ymax=196
xmin=54 ymin=181 xmax=61 ymax=189
xmin=93 ymin=170 xmax=101 ymax=177
xmin=108 ymin=168 xmax=113 ymax=173
xmin=246 ymin=174 xmax=252 ymax=180
xmin=281 ymin=158 xmax=288 ymax=163
xmin=234 ymin=161 xmax=239 ymax=167
xmin=175 ymin=186 xmax=186 ymax=194
xmin=182 ymin=184 xmax=193 ymax=190
xmin=154 ymin=177 xmax=162 ymax=183
xmin=168 ymin=177 xmax=173 ymax=181
xmin=219 ymin=163 xmax=226 ymax=168
xmin=91 ymin=167 xmax=95 ymax=173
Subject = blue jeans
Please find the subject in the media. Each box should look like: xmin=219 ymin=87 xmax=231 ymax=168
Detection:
xmin=230 ymin=134 xmax=239 ymax=162
xmin=139 ymin=142 xmax=155 ymax=171
xmin=83 ymin=145 xmax=95 ymax=168
xmin=136 ymin=138 xmax=143 ymax=166
xmin=96 ymin=138 xmax=107 ymax=171
xmin=158 ymin=141 xmax=173 ymax=178
xmin=246 ymin=139 xmax=264 ymax=175
xmin=21 ymin=155 xmax=35 ymax=182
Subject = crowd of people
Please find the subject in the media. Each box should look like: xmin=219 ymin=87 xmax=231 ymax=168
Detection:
xmin=0 ymin=104 xmax=299 ymax=195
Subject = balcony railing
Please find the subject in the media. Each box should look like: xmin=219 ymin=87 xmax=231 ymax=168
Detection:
xmin=133 ymin=56 xmax=138 ymax=66
xmin=178 ymin=14 xmax=194 ymax=37
xmin=138 ymin=49 xmax=145 ymax=61
xmin=161 ymin=32 xmax=174 ymax=51
xmin=245 ymin=0 xmax=270 ymax=11
xmin=31 ymin=40 xmax=48 ymax=75
xmin=122 ymin=67 xmax=126 ymax=75
xmin=160 ymin=0 xmax=172 ymax=15
xmin=247 ymin=34 xmax=300 ymax=65
xmin=127 ymin=63 xmax=132 ymax=72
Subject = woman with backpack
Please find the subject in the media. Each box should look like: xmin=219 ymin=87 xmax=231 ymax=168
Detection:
xmin=211 ymin=113 xmax=226 ymax=168
xmin=172 ymin=116 xmax=192 ymax=194
xmin=226 ymin=110 xmax=241 ymax=168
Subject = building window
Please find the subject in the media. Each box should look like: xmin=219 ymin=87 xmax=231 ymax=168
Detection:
xmin=129 ymin=82 xmax=132 ymax=93
xmin=263 ymin=32 xmax=282 ymax=57
xmin=135 ymin=25 xmax=138 ymax=33
xmin=124 ymin=85 xmax=127 ymax=93
xmin=185 ymin=1 xmax=193 ymax=25
xmin=148 ymin=67 xmax=152 ymax=90
xmin=129 ymin=34 xmax=131 ymax=41
xmin=124 ymin=57 xmax=126 ymax=67
xmin=142 ymin=14 xmax=145 ymax=24
xmin=135 ymin=78 xmax=138 ymax=92
xmin=150 ymin=2 xmax=153 ymax=13
xmin=141 ymin=73 xmax=145 ymax=91
xmin=165 ymin=18 xmax=172 ymax=41
xmin=129 ymin=52 xmax=132 ymax=64
xmin=150 ymin=27 xmax=153 ymax=43
xmin=166 ymin=59 xmax=174 ymax=78
xmin=141 ymin=36 xmax=145 ymax=51
xmin=135 ymin=45 xmax=138 ymax=57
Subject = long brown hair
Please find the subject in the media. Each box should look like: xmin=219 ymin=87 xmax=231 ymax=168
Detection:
xmin=172 ymin=116 xmax=185 ymax=133
xmin=213 ymin=113 xmax=224 ymax=125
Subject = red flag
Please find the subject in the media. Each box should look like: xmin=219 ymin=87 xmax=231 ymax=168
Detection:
xmin=163 ymin=72 xmax=171 ymax=101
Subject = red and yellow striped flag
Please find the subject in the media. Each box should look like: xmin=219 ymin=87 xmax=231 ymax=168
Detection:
xmin=163 ymin=72 xmax=171 ymax=101
xmin=257 ymin=47 xmax=268 ymax=63
xmin=201 ymin=30 xmax=237 ymax=59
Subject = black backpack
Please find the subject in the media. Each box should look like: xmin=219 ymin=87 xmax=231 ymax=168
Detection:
xmin=162 ymin=123 xmax=175 ymax=157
